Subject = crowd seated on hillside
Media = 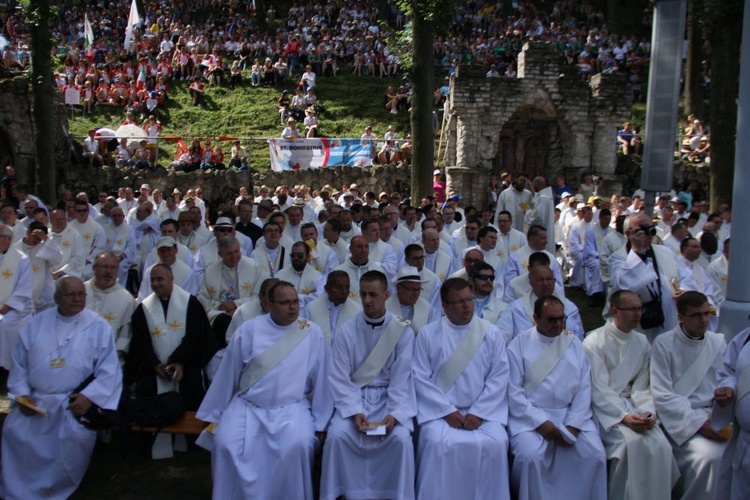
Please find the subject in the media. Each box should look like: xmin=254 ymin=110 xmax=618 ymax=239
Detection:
xmin=1 ymin=0 xmax=660 ymax=121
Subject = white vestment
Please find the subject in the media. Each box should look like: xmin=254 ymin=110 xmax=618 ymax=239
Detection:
xmin=584 ymin=321 xmax=679 ymax=500
xmin=176 ymin=230 xmax=208 ymax=255
xmin=423 ymin=248 xmax=452 ymax=282
xmin=320 ymin=312 xmax=416 ymax=500
xmin=495 ymin=187 xmax=532 ymax=232
xmin=199 ymin=257 xmax=261 ymax=322
xmin=495 ymin=228 xmax=527 ymax=266
xmin=196 ymin=315 xmax=331 ymax=499
xmin=503 ymin=246 xmax=564 ymax=301
xmin=16 ymin=239 xmax=62 ymax=312
xmin=300 ymin=295 xmax=361 ymax=347
xmin=68 ymin=218 xmax=106 ymax=279
xmin=413 ymin=317 xmax=511 ymax=500
xmin=581 ymin=225 xmax=605 ymax=295
xmin=275 ymin=264 xmax=322 ymax=307
xmin=1 ymin=308 xmax=122 ymax=499
xmin=49 ymin=225 xmax=86 ymax=279
xmin=498 ymin=290 xmax=584 ymax=342
xmin=85 ymin=280 xmax=137 ymax=354
xmin=0 ymin=248 xmax=34 ymax=370
xmin=333 ymin=259 xmax=385 ymax=304
xmin=104 ymin=222 xmax=137 ymax=285
xmin=385 ymin=295 xmax=437 ymax=335
xmin=712 ymin=327 xmax=750 ymax=500
xmin=651 ymin=326 xmax=727 ymax=500
xmin=368 ymin=240 xmax=397 ymax=281
xmin=507 ymin=327 xmax=607 ymax=500
xmin=320 ymin=238 xmax=348 ymax=265
xmin=707 ymin=255 xmax=728 ymax=300
xmin=567 ymin=219 xmax=587 ymax=287
xmin=306 ymin=239 xmax=339 ymax=274
xmin=251 ymin=243 xmax=290 ymax=280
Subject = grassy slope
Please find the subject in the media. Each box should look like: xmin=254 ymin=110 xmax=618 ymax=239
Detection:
xmin=67 ymin=71 xmax=413 ymax=171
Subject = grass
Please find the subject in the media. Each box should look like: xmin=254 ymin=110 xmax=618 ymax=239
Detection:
xmin=67 ymin=71 xmax=413 ymax=172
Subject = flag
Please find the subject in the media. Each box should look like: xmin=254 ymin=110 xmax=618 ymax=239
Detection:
xmin=123 ymin=0 xmax=141 ymax=53
xmin=84 ymin=14 xmax=94 ymax=56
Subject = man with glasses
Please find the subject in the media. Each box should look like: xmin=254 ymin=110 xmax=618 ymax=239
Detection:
xmin=507 ymin=295 xmax=607 ymax=500
xmin=2 ymin=276 xmax=121 ymax=498
xmin=679 ymin=237 xmax=722 ymax=331
xmin=252 ymin=222 xmax=289 ymax=281
xmin=385 ymin=266 xmax=436 ymax=335
xmin=321 ymin=270 xmax=416 ymax=500
xmin=68 ymin=199 xmax=106 ymax=280
xmin=85 ymin=252 xmax=136 ymax=360
xmin=468 ymin=262 xmax=507 ymax=330
xmin=584 ymin=290 xmax=678 ymax=499
xmin=276 ymin=241 xmax=321 ymax=308
xmin=413 ymin=278 xmax=512 ymax=500
xmin=499 ymin=265 xmax=583 ymax=341
xmin=651 ymin=291 xmax=728 ymax=499
xmin=199 ymin=236 xmax=262 ymax=348
xmin=198 ymin=282 xmax=330 ymax=498
xmin=610 ymin=212 xmax=695 ymax=339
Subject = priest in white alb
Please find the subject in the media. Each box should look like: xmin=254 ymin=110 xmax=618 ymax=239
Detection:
xmin=300 ymin=271 xmax=360 ymax=347
xmin=138 ymin=236 xmax=199 ymax=301
xmin=651 ymin=291 xmax=728 ymax=500
xmin=49 ymin=209 xmax=86 ymax=279
xmin=196 ymin=282 xmax=331 ymax=499
xmin=0 ymin=223 xmax=33 ymax=370
xmin=68 ymin=199 xmax=106 ymax=280
xmin=275 ymin=241 xmax=322 ymax=307
xmin=103 ymin=206 xmax=136 ymax=286
xmin=15 ymin=221 xmax=62 ymax=312
xmin=413 ymin=278 xmax=511 ymax=500
xmin=584 ymin=290 xmax=679 ymax=500
xmin=333 ymin=235 xmax=385 ymax=303
xmin=507 ymin=295 xmax=607 ymax=500
xmin=320 ymin=270 xmax=416 ymax=500
xmin=1 ymin=276 xmax=122 ymax=499
xmin=385 ymin=266 xmax=437 ymax=335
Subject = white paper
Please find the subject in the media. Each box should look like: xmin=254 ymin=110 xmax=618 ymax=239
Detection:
xmin=365 ymin=425 xmax=386 ymax=436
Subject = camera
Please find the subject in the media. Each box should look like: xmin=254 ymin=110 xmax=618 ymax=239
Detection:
xmin=639 ymin=224 xmax=657 ymax=237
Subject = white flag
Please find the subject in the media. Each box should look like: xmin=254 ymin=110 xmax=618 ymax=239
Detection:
xmin=84 ymin=14 xmax=94 ymax=49
xmin=123 ymin=0 xmax=141 ymax=53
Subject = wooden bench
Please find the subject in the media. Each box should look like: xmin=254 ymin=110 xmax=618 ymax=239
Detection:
xmin=129 ymin=411 xmax=207 ymax=435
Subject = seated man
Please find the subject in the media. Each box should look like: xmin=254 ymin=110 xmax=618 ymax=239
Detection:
xmin=1 ymin=276 xmax=121 ymax=498
xmin=0 ymin=223 xmax=33 ymax=370
xmin=651 ymin=291 xmax=728 ymax=499
xmin=321 ymin=270 xmax=416 ymax=500
xmin=138 ymin=236 xmax=199 ymax=301
xmin=85 ymin=252 xmax=136 ymax=359
xmin=385 ymin=266 xmax=438 ymax=335
xmin=468 ymin=261 xmax=507 ymax=327
xmin=507 ymin=295 xmax=607 ymax=500
xmin=197 ymin=282 xmax=331 ymax=498
xmin=584 ymin=290 xmax=679 ymax=499
xmin=301 ymin=270 xmax=360 ymax=347
xmin=225 ymin=277 xmax=278 ymax=343
xmin=413 ymin=278 xmax=511 ymax=500
xmin=199 ymin=236 xmax=262 ymax=348
xmin=333 ymin=235 xmax=385 ymax=303
xmin=275 ymin=241 xmax=322 ymax=307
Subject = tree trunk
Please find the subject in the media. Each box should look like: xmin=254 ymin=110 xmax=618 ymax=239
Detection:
xmin=29 ymin=0 xmax=57 ymax=204
xmin=685 ymin=0 xmax=705 ymax=119
xmin=607 ymin=0 xmax=621 ymax=35
xmin=708 ymin=0 xmax=743 ymax=210
xmin=409 ymin=3 xmax=435 ymax=203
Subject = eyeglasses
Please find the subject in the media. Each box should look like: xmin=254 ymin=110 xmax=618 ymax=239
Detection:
xmin=400 ymin=286 xmax=422 ymax=293
xmin=444 ymin=297 xmax=473 ymax=305
xmin=214 ymin=227 xmax=232 ymax=233
xmin=474 ymin=274 xmax=495 ymax=281
xmin=617 ymin=306 xmax=645 ymax=313
xmin=290 ymin=253 xmax=306 ymax=259
xmin=543 ymin=315 xmax=567 ymax=324
xmin=684 ymin=311 xmax=712 ymax=319
xmin=273 ymin=299 xmax=300 ymax=307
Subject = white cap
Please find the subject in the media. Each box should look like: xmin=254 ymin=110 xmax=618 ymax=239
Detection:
xmin=433 ymin=169 xmax=441 ymax=175
xmin=576 ymin=203 xmax=586 ymax=210
xmin=214 ymin=216 xmax=234 ymax=228
xmin=561 ymin=191 xmax=571 ymax=198
xmin=395 ymin=266 xmax=426 ymax=284
xmin=156 ymin=236 xmax=176 ymax=249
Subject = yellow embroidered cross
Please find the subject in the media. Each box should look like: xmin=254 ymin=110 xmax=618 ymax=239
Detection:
xmin=208 ymin=286 xmax=217 ymax=296
xmin=83 ymin=233 xmax=92 ymax=241
xmin=297 ymin=319 xmax=310 ymax=328
xmin=102 ymin=312 xmax=116 ymax=323
xmin=151 ymin=326 xmax=164 ymax=337
xmin=169 ymin=320 xmax=183 ymax=331
xmin=32 ymin=264 xmax=40 ymax=273
xmin=61 ymin=241 xmax=71 ymax=248
xmin=241 ymin=282 xmax=251 ymax=292
xmin=1 ymin=269 xmax=13 ymax=279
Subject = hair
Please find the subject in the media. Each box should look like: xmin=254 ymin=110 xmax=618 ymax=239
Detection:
xmin=361 ymin=218 xmax=379 ymax=232
xmin=404 ymin=244 xmax=424 ymax=259
xmin=676 ymin=291 xmax=708 ymax=314
xmin=497 ymin=210 xmax=512 ymax=222
xmin=74 ymin=198 xmax=88 ymax=208
xmin=360 ymin=270 xmax=387 ymax=290
xmin=27 ymin=221 xmax=48 ymax=234
xmin=285 ymin=205 xmax=303 ymax=216
xmin=527 ymin=224 xmax=547 ymax=239
xmin=598 ymin=208 xmax=611 ymax=218
xmin=478 ymin=225 xmax=498 ymax=241
xmin=680 ymin=236 xmax=697 ymax=252
xmin=217 ymin=235 xmax=240 ymax=251
xmin=533 ymin=295 xmax=563 ymax=318
xmin=326 ymin=270 xmax=350 ymax=287
xmin=440 ymin=277 xmax=470 ymax=302
xmin=469 ymin=261 xmax=495 ymax=278
xmin=160 ymin=219 xmax=179 ymax=233
xmin=238 ymin=198 xmax=253 ymax=209
xmin=671 ymin=222 xmax=688 ymax=235
xmin=151 ymin=263 xmax=173 ymax=278
xmin=615 ymin=215 xmax=626 ymax=234
xmin=292 ymin=241 xmax=311 ymax=255
xmin=700 ymin=232 xmax=718 ymax=255
xmin=609 ymin=289 xmax=635 ymax=308
xmin=259 ymin=278 xmax=280 ymax=299
xmin=268 ymin=280 xmax=296 ymax=302
xmin=464 ymin=216 xmax=481 ymax=228
xmin=528 ymin=251 xmax=551 ymax=268
xmin=325 ymin=218 xmax=342 ymax=232
xmin=54 ymin=275 xmax=84 ymax=295
xmin=300 ymin=222 xmax=317 ymax=234
xmin=94 ymin=251 xmax=120 ymax=265
xmin=263 ymin=221 xmax=281 ymax=233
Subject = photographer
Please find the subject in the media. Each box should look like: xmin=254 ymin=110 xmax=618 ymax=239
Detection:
xmin=608 ymin=212 xmax=697 ymax=340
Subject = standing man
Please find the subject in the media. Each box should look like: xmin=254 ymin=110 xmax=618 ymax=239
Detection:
xmin=321 ymin=271 xmax=416 ymax=500
xmin=527 ymin=176 xmax=555 ymax=254
xmin=584 ymin=290 xmax=679 ymax=499
xmin=495 ymin=175 xmax=532 ymax=232
xmin=413 ymin=278 xmax=511 ymax=500
xmin=507 ymin=295 xmax=607 ymax=500
xmin=650 ymin=291 xmax=728 ymax=499
xmin=1 ymin=277 xmax=121 ymax=498
xmin=68 ymin=198 xmax=106 ymax=280
xmin=197 ymin=282 xmax=331 ymax=499
xmin=0 ymin=224 xmax=33 ymax=370
xmin=85 ymin=252 xmax=136 ymax=359
xmin=15 ymin=222 xmax=61 ymax=312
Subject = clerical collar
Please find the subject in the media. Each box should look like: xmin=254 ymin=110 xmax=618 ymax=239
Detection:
xmin=364 ymin=313 xmax=386 ymax=329
xmin=680 ymin=324 xmax=705 ymax=341
xmin=350 ymin=259 xmax=368 ymax=267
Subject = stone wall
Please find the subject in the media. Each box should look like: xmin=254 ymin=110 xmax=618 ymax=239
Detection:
xmin=58 ymin=163 xmax=412 ymax=220
xmin=443 ymin=42 xmax=632 ymax=208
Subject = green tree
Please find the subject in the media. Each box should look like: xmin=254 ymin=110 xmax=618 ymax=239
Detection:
xmin=27 ymin=0 xmax=57 ymax=203
xmin=706 ymin=0 xmax=743 ymax=209
xmin=396 ymin=0 xmax=457 ymax=202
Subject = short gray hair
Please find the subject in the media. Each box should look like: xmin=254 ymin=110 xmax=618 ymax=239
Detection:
xmin=217 ymin=236 xmax=240 ymax=251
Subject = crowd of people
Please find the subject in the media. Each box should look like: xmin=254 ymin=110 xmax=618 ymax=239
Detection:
xmin=0 ymin=163 xmax=745 ymax=500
